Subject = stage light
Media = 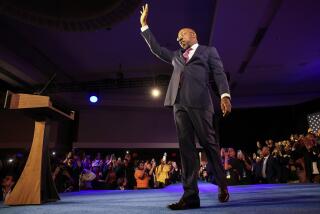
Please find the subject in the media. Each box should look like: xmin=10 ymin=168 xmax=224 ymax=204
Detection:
xmin=52 ymin=151 xmax=56 ymax=156
xmin=151 ymin=88 xmax=161 ymax=98
xmin=8 ymin=158 xmax=14 ymax=163
xmin=89 ymin=95 xmax=98 ymax=103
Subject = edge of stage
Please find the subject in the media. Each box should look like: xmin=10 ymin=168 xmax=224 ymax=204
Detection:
xmin=1 ymin=182 xmax=320 ymax=214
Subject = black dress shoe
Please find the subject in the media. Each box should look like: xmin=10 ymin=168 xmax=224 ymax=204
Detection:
xmin=218 ymin=187 xmax=230 ymax=203
xmin=167 ymin=199 xmax=200 ymax=210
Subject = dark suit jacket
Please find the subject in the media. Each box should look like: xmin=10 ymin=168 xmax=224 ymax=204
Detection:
xmin=141 ymin=28 xmax=230 ymax=112
xmin=258 ymin=156 xmax=281 ymax=183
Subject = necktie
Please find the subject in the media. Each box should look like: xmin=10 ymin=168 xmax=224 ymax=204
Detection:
xmin=182 ymin=47 xmax=192 ymax=63
xmin=179 ymin=48 xmax=193 ymax=88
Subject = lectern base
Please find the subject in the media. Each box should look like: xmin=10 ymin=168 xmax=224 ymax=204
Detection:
xmin=5 ymin=121 xmax=60 ymax=205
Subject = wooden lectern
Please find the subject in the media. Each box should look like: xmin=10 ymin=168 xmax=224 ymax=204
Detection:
xmin=2 ymin=91 xmax=75 ymax=205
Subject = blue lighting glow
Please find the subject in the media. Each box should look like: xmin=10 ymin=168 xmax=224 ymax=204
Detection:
xmin=89 ymin=95 xmax=98 ymax=103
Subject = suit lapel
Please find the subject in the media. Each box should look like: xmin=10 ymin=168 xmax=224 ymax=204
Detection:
xmin=187 ymin=45 xmax=205 ymax=64
xmin=177 ymin=45 xmax=206 ymax=64
xmin=177 ymin=49 xmax=185 ymax=64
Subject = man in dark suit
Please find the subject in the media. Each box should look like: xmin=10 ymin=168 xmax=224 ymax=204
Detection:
xmin=140 ymin=4 xmax=231 ymax=210
xmin=258 ymin=146 xmax=281 ymax=183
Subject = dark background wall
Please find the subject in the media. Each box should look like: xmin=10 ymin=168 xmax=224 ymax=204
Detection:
xmin=0 ymin=110 xmax=74 ymax=151
xmin=75 ymin=106 xmax=177 ymax=149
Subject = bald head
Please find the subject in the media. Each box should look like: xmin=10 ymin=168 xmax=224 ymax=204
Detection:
xmin=178 ymin=28 xmax=196 ymax=36
xmin=177 ymin=28 xmax=198 ymax=49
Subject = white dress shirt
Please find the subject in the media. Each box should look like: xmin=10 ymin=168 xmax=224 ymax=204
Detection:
xmin=262 ymin=155 xmax=269 ymax=178
xmin=185 ymin=43 xmax=198 ymax=62
xmin=141 ymin=25 xmax=231 ymax=100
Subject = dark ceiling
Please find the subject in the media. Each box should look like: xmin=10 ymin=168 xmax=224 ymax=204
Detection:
xmin=0 ymin=0 xmax=319 ymax=109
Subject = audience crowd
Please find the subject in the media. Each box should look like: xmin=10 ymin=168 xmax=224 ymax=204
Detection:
xmin=1 ymin=129 xmax=320 ymax=201
xmin=200 ymin=130 xmax=320 ymax=185
xmin=49 ymin=152 xmax=181 ymax=193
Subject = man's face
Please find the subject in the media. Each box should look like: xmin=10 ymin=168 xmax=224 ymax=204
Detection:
xmin=67 ymin=152 xmax=73 ymax=159
xmin=117 ymin=158 xmax=122 ymax=164
xmin=125 ymin=154 xmax=131 ymax=161
xmin=177 ymin=28 xmax=197 ymax=49
xmin=138 ymin=163 xmax=144 ymax=170
xmin=257 ymin=141 xmax=261 ymax=148
xmin=304 ymin=135 xmax=315 ymax=150
xmin=67 ymin=159 xmax=73 ymax=167
xmin=228 ymin=148 xmax=236 ymax=158
xmin=262 ymin=147 xmax=270 ymax=157
xmin=284 ymin=144 xmax=291 ymax=152
xmin=267 ymin=140 xmax=274 ymax=148
xmin=146 ymin=163 xmax=152 ymax=170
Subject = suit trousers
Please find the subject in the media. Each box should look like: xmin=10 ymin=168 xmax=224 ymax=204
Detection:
xmin=173 ymin=103 xmax=227 ymax=201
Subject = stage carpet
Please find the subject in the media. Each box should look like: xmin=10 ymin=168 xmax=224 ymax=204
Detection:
xmin=1 ymin=182 xmax=320 ymax=213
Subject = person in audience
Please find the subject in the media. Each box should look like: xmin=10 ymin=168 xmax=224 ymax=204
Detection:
xmin=63 ymin=151 xmax=73 ymax=164
xmin=266 ymin=140 xmax=275 ymax=154
xmin=134 ymin=161 xmax=150 ymax=189
xmin=277 ymin=141 xmax=292 ymax=183
xmin=92 ymin=153 xmax=103 ymax=169
xmin=302 ymin=134 xmax=320 ymax=183
xmin=117 ymin=177 xmax=127 ymax=190
xmin=145 ymin=159 xmax=157 ymax=188
xmin=237 ymin=150 xmax=253 ymax=184
xmin=257 ymin=146 xmax=281 ymax=183
xmin=155 ymin=159 xmax=171 ymax=188
xmin=105 ymin=162 xmax=118 ymax=189
xmin=124 ymin=158 xmax=136 ymax=189
xmin=71 ymin=153 xmax=83 ymax=191
xmin=169 ymin=161 xmax=181 ymax=184
xmin=1 ymin=175 xmax=16 ymax=201
xmin=80 ymin=168 xmax=96 ymax=189
xmin=256 ymin=141 xmax=263 ymax=157
xmin=100 ymin=158 xmax=108 ymax=180
xmin=199 ymin=159 xmax=208 ymax=182
xmin=291 ymin=137 xmax=308 ymax=183
xmin=91 ymin=155 xmax=104 ymax=186
xmin=315 ymin=129 xmax=320 ymax=146
xmin=224 ymin=148 xmax=241 ymax=185
xmin=82 ymin=154 xmax=92 ymax=170
xmin=115 ymin=157 xmax=124 ymax=178
xmin=64 ymin=157 xmax=77 ymax=192
xmin=53 ymin=155 xmax=75 ymax=192
xmin=134 ymin=161 xmax=151 ymax=189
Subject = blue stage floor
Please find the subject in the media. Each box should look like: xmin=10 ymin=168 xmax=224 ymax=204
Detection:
xmin=1 ymin=182 xmax=320 ymax=213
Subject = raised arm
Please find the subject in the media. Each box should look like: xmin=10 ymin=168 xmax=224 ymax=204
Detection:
xmin=140 ymin=4 xmax=174 ymax=64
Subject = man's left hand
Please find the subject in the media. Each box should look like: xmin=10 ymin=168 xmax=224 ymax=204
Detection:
xmin=221 ymin=97 xmax=231 ymax=117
